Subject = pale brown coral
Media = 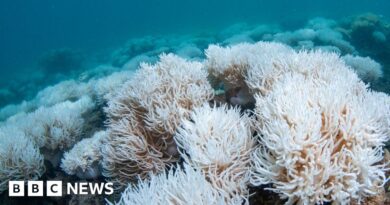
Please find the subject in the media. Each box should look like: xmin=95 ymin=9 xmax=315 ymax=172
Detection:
xmin=102 ymin=54 xmax=214 ymax=187
xmin=351 ymin=187 xmax=386 ymax=205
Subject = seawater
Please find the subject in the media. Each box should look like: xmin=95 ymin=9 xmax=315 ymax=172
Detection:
xmin=0 ymin=0 xmax=389 ymax=107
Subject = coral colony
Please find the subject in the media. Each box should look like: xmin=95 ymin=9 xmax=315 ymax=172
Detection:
xmin=0 ymin=14 xmax=389 ymax=205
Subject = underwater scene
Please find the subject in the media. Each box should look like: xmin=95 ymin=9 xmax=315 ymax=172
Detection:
xmin=0 ymin=0 xmax=390 ymax=204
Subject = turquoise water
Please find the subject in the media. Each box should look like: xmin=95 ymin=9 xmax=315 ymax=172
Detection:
xmin=0 ymin=0 xmax=389 ymax=107
xmin=1 ymin=1 xmax=390 ymax=205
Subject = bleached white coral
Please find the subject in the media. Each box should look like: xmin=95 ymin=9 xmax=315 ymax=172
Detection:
xmin=0 ymin=80 xmax=91 ymax=121
xmin=0 ymin=126 xmax=45 ymax=193
xmin=3 ymin=96 xmax=94 ymax=167
xmin=7 ymin=96 xmax=94 ymax=151
xmin=342 ymin=54 xmax=383 ymax=82
xmin=175 ymin=104 xmax=255 ymax=203
xmin=106 ymin=53 xmax=214 ymax=135
xmin=34 ymin=80 xmax=91 ymax=107
xmin=246 ymin=49 xmax=363 ymax=97
xmin=205 ymin=41 xmax=294 ymax=91
xmin=205 ymin=41 xmax=295 ymax=107
xmin=206 ymin=42 xmax=358 ymax=98
xmin=89 ymin=71 xmax=134 ymax=102
xmin=101 ymin=121 xmax=171 ymax=187
xmin=251 ymin=72 xmax=389 ymax=205
xmin=204 ymin=41 xmax=388 ymax=204
xmin=60 ymin=130 xmax=108 ymax=179
xmin=102 ymin=54 xmax=214 ymax=186
xmin=111 ymin=163 xmax=242 ymax=205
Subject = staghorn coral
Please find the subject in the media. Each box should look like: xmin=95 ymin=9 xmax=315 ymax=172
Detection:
xmin=251 ymin=70 xmax=389 ymax=204
xmin=175 ymin=104 xmax=255 ymax=204
xmin=342 ymin=54 xmax=383 ymax=82
xmin=0 ymin=126 xmax=45 ymax=193
xmin=111 ymin=163 xmax=243 ymax=205
xmin=102 ymin=53 xmax=214 ymax=187
xmin=60 ymin=130 xmax=108 ymax=179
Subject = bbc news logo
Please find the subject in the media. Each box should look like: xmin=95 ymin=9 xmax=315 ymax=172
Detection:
xmin=9 ymin=181 xmax=113 ymax=197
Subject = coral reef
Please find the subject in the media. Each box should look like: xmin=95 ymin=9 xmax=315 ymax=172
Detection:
xmin=0 ymin=13 xmax=390 ymax=205
xmin=110 ymin=41 xmax=389 ymax=205
xmin=205 ymin=41 xmax=293 ymax=108
xmin=338 ymin=13 xmax=390 ymax=88
xmin=89 ymin=70 xmax=134 ymax=102
xmin=0 ymin=80 xmax=91 ymax=121
xmin=60 ymin=130 xmax=108 ymax=179
xmin=0 ymin=70 xmax=133 ymax=121
xmin=265 ymin=17 xmax=356 ymax=54
xmin=252 ymin=75 xmax=388 ymax=204
xmin=204 ymin=41 xmax=389 ymax=204
xmin=5 ymin=96 xmax=95 ymax=166
xmin=0 ymin=126 xmax=45 ymax=193
xmin=34 ymin=80 xmax=91 ymax=107
xmin=342 ymin=54 xmax=383 ymax=82
xmin=248 ymin=51 xmax=389 ymax=204
xmin=110 ymin=163 xmax=242 ymax=205
xmin=102 ymin=54 xmax=214 ymax=186
xmin=175 ymin=104 xmax=255 ymax=202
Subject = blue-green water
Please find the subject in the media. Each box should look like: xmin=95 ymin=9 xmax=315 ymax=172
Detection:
xmin=1 ymin=1 xmax=390 ymax=205
xmin=0 ymin=0 xmax=389 ymax=107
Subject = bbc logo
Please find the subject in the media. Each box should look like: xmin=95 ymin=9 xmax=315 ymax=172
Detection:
xmin=9 ymin=180 xmax=114 ymax=197
xmin=9 ymin=181 xmax=62 ymax=197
